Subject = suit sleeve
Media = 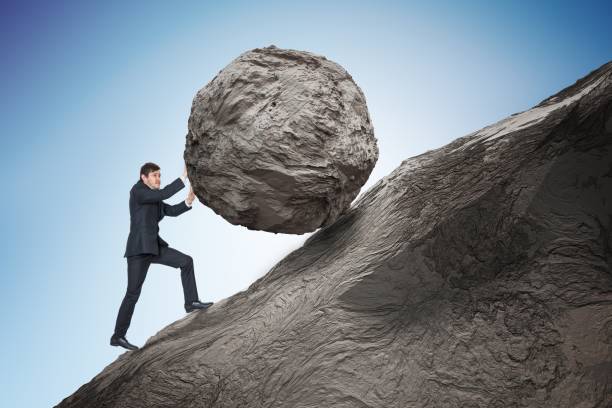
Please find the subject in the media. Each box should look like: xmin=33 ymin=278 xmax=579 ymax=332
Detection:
xmin=133 ymin=177 xmax=185 ymax=204
xmin=162 ymin=200 xmax=192 ymax=217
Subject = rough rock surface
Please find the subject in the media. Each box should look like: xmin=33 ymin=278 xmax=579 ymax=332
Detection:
xmin=58 ymin=61 xmax=612 ymax=407
xmin=184 ymin=45 xmax=378 ymax=234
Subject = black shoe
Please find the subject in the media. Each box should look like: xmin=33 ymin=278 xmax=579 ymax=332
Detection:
xmin=185 ymin=300 xmax=213 ymax=313
xmin=110 ymin=334 xmax=139 ymax=350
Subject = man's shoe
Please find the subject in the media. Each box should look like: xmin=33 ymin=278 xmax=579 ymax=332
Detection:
xmin=110 ymin=334 xmax=139 ymax=351
xmin=185 ymin=300 xmax=213 ymax=313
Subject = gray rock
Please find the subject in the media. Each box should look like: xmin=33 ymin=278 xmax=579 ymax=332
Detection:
xmin=57 ymin=61 xmax=612 ymax=407
xmin=184 ymin=45 xmax=378 ymax=234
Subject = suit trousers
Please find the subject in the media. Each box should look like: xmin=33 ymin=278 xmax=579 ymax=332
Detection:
xmin=113 ymin=245 xmax=199 ymax=337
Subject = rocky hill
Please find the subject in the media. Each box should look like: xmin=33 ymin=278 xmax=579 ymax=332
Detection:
xmin=57 ymin=61 xmax=612 ymax=408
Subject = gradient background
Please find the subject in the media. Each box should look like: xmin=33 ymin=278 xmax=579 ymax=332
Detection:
xmin=1 ymin=0 xmax=610 ymax=406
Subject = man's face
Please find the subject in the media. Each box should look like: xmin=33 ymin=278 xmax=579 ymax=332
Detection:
xmin=142 ymin=170 xmax=161 ymax=190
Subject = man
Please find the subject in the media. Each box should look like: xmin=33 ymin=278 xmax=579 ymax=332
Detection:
xmin=110 ymin=162 xmax=213 ymax=351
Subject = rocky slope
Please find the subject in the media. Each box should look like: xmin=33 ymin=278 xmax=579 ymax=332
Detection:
xmin=57 ymin=61 xmax=612 ymax=407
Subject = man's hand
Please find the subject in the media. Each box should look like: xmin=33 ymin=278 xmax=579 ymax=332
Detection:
xmin=181 ymin=164 xmax=188 ymax=182
xmin=186 ymin=185 xmax=196 ymax=206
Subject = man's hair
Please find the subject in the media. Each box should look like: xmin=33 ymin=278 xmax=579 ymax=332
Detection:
xmin=140 ymin=162 xmax=160 ymax=178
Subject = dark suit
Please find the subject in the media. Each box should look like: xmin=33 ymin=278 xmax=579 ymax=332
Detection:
xmin=114 ymin=177 xmax=199 ymax=337
xmin=124 ymin=177 xmax=191 ymax=257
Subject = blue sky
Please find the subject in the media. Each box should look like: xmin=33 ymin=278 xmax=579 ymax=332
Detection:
xmin=1 ymin=0 xmax=610 ymax=406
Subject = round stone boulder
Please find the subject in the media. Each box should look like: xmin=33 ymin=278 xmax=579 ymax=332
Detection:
xmin=184 ymin=45 xmax=378 ymax=234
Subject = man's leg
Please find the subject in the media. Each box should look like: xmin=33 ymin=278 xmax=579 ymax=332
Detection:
xmin=113 ymin=254 xmax=151 ymax=337
xmin=150 ymin=246 xmax=199 ymax=305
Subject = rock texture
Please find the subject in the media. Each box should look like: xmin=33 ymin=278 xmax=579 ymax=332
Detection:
xmin=58 ymin=61 xmax=612 ymax=407
xmin=184 ymin=45 xmax=378 ymax=234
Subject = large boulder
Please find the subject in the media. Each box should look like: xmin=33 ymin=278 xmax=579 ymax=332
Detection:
xmin=184 ymin=45 xmax=378 ymax=234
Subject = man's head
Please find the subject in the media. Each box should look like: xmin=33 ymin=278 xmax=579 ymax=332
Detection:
xmin=140 ymin=162 xmax=161 ymax=190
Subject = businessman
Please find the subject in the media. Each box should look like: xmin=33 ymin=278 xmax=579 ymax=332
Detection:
xmin=110 ymin=162 xmax=213 ymax=351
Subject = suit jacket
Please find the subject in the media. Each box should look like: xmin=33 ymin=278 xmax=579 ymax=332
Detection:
xmin=123 ymin=177 xmax=192 ymax=257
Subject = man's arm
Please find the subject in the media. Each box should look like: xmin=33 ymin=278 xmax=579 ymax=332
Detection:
xmin=162 ymin=200 xmax=192 ymax=217
xmin=133 ymin=177 xmax=185 ymax=204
